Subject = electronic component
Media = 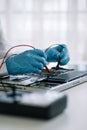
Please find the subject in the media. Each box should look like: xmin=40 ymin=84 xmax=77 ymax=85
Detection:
xmin=0 ymin=89 xmax=67 ymax=119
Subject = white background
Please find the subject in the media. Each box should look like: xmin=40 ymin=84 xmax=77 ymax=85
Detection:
xmin=0 ymin=0 xmax=87 ymax=64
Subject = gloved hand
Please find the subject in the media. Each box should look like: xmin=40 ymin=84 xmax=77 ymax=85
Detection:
xmin=45 ymin=44 xmax=70 ymax=65
xmin=6 ymin=49 xmax=47 ymax=75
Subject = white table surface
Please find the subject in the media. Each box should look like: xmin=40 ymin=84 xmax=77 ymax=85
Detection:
xmin=0 ymin=82 xmax=87 ymax=130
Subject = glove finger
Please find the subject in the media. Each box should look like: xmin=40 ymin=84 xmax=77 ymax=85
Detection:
xmin=32 ymin=55 xmax=47 ymax=67
xmin=60 ymin=47 xmax=69 ymax=58
xmin=52 ymin=51 xmax=60 ymax=62
xmin=59 ymin=55 xmax=70 ymax=65
xmin=32 ymin=60 xmax=45 ymax=70
xmin=54 ymin=44 xmax=67 ymax=52
xmin=46 ymin=49 xmax=60 ymax=62
xmin=25 ymin=55 xmax=47 ymax=70
xmin=17 ymin=64 xmax=42 ymax=74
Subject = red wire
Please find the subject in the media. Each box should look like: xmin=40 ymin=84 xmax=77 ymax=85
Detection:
xmin=0 ymin=44 xmax=50 ymax=73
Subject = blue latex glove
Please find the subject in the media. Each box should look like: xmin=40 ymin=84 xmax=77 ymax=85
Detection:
xmin=6 ymin=49 xmax=47 ymax=75
xmin=45 ymin=44 xmax=70 ymax=65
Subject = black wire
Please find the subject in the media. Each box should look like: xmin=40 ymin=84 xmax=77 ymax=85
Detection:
xmin=0 ymin=77 xmax=8 ymax=94
xmin=56 ymin=45 xmax=65 ymax=69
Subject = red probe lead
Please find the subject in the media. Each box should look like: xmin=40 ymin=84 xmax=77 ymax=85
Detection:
xmin=45 ymin=66 xmax=50 ymax=73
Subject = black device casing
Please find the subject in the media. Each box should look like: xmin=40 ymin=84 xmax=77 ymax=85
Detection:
xmin=0 ymin=91 xmax=67 ymax=119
